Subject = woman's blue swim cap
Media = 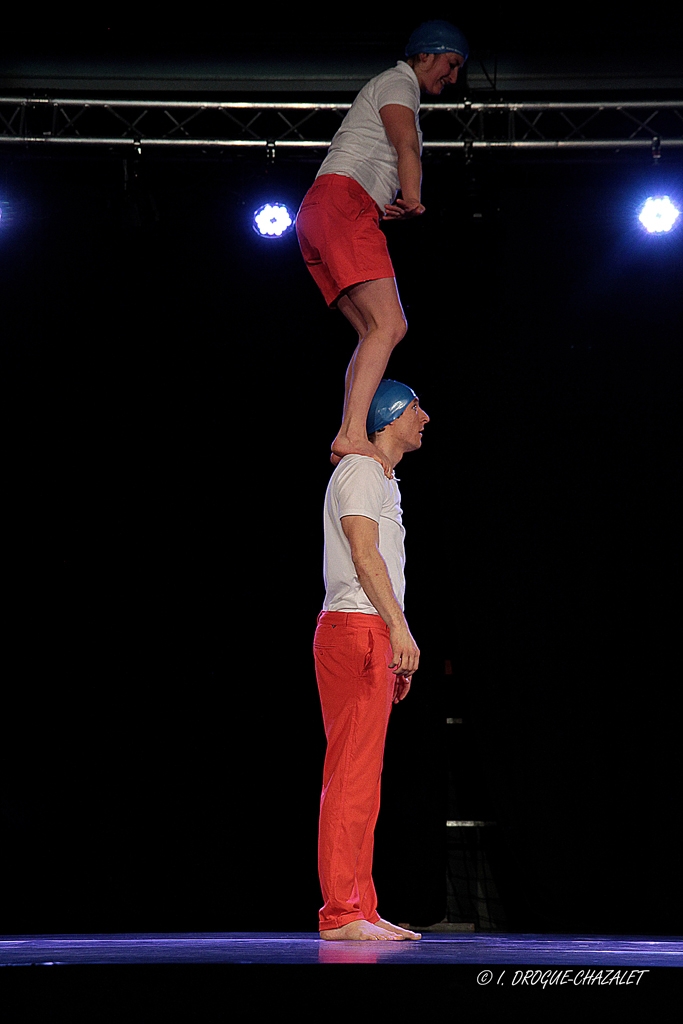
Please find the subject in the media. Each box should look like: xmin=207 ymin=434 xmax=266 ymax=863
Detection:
xmin=405 ymin=20 xmax=469 ymax=61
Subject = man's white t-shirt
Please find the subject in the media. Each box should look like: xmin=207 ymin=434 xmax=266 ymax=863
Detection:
xmin=316 ymin=61 xmax=422 ymax=212
xmin=323 ymin=455 xmax=406 ymax=615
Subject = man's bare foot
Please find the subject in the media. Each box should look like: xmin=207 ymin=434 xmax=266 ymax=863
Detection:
xmin=376 ymin=918 xmax=422 ymax=940
xmin=320 ymin=920 xmax=404 ymax=941
xmin=331 ymin=434 xmax=393 ymax=479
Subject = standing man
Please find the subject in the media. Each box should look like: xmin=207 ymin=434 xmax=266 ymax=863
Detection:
xmin=296 ymin=21 xmax=467 ymax=478
xmin=314 ymin=379 xmax=430 ymax=940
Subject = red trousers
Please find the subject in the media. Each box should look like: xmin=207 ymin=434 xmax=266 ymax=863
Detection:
xmin=313 ymin=610 xmax=396 ymax=931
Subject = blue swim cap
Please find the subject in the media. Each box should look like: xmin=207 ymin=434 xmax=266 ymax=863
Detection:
xmin=405 ymin=20 xmax=469 ymax=61
xmin=367 ymin=379 xmax=418 ymax=434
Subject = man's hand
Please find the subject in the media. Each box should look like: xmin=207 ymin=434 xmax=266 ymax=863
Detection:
xmin=392 ymin=673 xmax=413 ymax=703
xmin=383 ymin=198 xmax=425 ymax=221
xmin=388 ymin=623 xmax=420 ymax=676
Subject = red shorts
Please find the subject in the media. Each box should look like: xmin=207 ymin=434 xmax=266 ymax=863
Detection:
xmin=296 ymin=174 xmax=395 ymax=308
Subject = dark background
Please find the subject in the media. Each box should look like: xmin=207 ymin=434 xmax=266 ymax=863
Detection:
xmin=2 ymin=11 xmax=682 ymax=937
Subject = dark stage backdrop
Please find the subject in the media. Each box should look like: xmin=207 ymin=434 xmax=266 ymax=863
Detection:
xmin=3 ymin=147 xmax=681 ymax=935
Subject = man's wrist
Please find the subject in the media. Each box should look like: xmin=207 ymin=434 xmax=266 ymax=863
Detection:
xmin=388 ymin=616 xmax=410 ymax=634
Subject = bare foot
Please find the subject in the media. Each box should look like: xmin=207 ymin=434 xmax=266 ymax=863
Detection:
xmin=330 ymin=435 xmax=393 ymax=479
xmin=376 ymin=918 xmax=421 ymax=940
xmin=320 ymin=920 xmax=404 ymax=941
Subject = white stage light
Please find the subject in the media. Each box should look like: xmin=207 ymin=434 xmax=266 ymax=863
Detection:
xmin=638 ymin=196 xmax=680 ymax=234
xmin=253 ymin=202 xmax=294 ymax=238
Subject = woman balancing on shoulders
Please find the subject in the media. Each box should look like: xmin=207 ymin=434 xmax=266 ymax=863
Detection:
xmin=296 ymin=20 xmax=468 ymax=477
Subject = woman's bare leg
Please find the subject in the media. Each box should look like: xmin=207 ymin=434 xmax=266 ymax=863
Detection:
xmin=336 ymin=292 xmax=368 ymax=420
xmin=333 ymin=277 xmax=407 ymax=476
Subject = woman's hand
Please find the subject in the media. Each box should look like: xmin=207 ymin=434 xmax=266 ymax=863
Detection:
xmin=383 ymin=198 xmax=426 ymax=220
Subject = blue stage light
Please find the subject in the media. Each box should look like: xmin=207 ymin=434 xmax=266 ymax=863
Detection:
xmin=253 ymin=202 xmax=294 ymax=238
xmin=638 ymin=195 xmax=680 ymax=234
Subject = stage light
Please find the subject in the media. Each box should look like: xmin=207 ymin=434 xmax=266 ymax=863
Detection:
xmin=638 ymin=195 xmax=680 ymax=234
xmin=253 ymin=202 xmax=294 ymax=238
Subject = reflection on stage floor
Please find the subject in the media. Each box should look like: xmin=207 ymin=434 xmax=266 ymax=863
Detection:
xmin=1 ymin=932 xmax=681 ymax=966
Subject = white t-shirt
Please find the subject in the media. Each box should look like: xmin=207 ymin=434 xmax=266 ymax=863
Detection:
xmin=316 ymin=61 xmax=422 ymax=212
xmin=322 ymin=455 xmax=406 ymax=615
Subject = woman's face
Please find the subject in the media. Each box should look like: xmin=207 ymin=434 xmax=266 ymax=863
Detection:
xmin=414 ymin=52 xmax=464 ymax=95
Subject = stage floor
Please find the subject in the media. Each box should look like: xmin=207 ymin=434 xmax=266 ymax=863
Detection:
xmin=1 ymin=932 xmax=681 ymax=966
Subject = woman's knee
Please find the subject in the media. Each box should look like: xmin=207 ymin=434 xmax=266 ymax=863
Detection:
xmin=389 ymin=312 xmax=408 ymax=347
xmin=364 ymin=312 xmax=406 ymax=349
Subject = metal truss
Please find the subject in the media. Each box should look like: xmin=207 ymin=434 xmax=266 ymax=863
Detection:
xmin=2 ymin=97 xmax=683 ymax=154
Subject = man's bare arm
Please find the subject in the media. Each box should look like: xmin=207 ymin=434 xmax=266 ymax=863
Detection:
xmin=379 ymin=104 xmax=425 ymax=220
xmin=341 ymin=514 xmax=419 ymax=683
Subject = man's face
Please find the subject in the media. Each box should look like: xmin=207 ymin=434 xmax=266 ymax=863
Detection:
xmin=390 ymin=398 xmax=430 ymax=451
xmin=419 ymin=52 xmax=465 ymax=95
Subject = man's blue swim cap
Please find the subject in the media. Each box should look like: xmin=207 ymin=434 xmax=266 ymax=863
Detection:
xmin=405 ymin=20 xmax=469 ymax=61
xmin=367 ymin=379 xmax=418 ymax=434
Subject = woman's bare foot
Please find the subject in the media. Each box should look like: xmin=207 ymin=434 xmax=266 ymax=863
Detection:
xmin=376 ymin=918 xmax=421 ymax=940
xmin=331 ymin=434 xmax=393 ymax=479
xmin=320 ymin=920 xmax=404 ymax=941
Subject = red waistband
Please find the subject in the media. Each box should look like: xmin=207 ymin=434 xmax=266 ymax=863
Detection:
xmin=317 ymin=610 xmax=389 ymax=632
xmin=310 ymin=174 xmax=382 ymax=215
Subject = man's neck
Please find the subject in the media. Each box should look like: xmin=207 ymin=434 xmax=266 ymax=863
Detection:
xmin=374 ymin=439 xmax=402 ymax=472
